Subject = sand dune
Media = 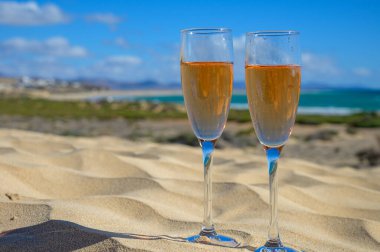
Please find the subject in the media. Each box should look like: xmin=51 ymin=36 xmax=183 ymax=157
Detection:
xmin=0 ymin=129 xmax=379 ymax=251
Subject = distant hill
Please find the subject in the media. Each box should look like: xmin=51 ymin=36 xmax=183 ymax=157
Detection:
xmin=79 ymin=79 xmax=379 ymax=91
xmin=0 ymin=73 xmax=378 ymax=91
xmin=74 ymin=78 xmax=180 ymax=90
xmin=301 ymin=82 xmax=380 ymax=91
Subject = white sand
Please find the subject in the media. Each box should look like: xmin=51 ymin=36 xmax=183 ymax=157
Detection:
xmin=0 ymin=129 xmax=379 ymax=251
xmin=47 ymin=89 xmax=183 ymax=101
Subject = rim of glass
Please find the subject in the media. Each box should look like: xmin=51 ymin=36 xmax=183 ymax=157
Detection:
xmin=181 ymin=28 xmax=231 ymax=34
xmin=246 ymin=30 xmax=299 ymax=36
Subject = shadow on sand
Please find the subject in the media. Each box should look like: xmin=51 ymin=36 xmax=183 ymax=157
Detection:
xmin=0 ymin=220 xmax=257 ymax=251
xmin=0 ymin=220 xmax=187 ymax=251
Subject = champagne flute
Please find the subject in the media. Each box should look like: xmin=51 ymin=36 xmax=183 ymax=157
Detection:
xmin=245 ymin=31 xmax=301 ymax=252
xmin=180 ymin=28 xmax=238 ymax=247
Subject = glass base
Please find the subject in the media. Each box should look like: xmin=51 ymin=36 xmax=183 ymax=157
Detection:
xmin=255 ymin=239 xmax=300 ymax=252
xmin=187 ymin=228 xmax=239 ymax=247
xmin=255 ymin=246 xmax=299 ymax=252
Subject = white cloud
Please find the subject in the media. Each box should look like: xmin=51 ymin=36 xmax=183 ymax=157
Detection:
xmin=85 ymin=53 xmax=180 ymax=84
xmin=104 ymin=55 xmax=142 ymax=65
xmin=301 ymin=53 xmax=340 ymax=76
xmin=0 ymin=57 xmax=78 ymax=79
xmin=233 ymin=35 xmax=245 ymax=51
xmin=233 ymin=35 xmax=246 ymax=81
xmin=0 ymin=36 xmax=87 ymax=79
xmin=353 ymin=67 xmax=372 ymax=77
xmin=301 ymin=52 xmax=342 ymax=83
xmin=0 ymin=1 xmax=68 ymax=25
xmin=0 ymin=37 xmax=87 ymax=57
xmin=86 ymin=13 xmax=122 ymax=27
xmin=114 ymin=37 xmax=129 ymax=48
xmin=84 ymin=55 xmax=143 ymax=81
xmin=149 ymin=54 xmax=179 ymax=84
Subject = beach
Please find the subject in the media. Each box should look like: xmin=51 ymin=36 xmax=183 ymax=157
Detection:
xmin=0 ymin=91 xmax=378 ymax=251
xmin=0 ymin=127 xmax=379 ymax=251
xmin=0 ymin=0 xmax=379 ymax=250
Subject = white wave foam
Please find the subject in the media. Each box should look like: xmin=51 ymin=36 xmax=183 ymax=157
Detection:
xmin=230 ymin=104 xmax=363 ymax=115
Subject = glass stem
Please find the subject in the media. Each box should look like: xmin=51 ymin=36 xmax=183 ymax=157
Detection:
xmin=199 ymin=139 xmax=216 ymax=235
xmin=265 ymin=146 xmax=283 ymax=247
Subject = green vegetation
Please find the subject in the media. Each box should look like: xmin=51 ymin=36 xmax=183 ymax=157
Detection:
xmin=227 ymin=109 xmax=252 ymax=123
xmin=0 ymin=97 xmax=378 ymax=127
xmin=228 ymin=108 xmax=380 ymax=127
xmin=296 ymin=113 xmax=380 ymax=128
xmin=0 ymin=97 xmax=187 ymax=120
xmin=235 ymin=127 xmax=255 ymax=136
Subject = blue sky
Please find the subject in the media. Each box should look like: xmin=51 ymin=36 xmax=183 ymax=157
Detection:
xmin=0 ymin=0 xmax=379 ymax=87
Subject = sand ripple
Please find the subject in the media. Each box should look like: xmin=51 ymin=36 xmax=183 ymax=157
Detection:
xmin=0 ymin=129 xmax=379 ymax=251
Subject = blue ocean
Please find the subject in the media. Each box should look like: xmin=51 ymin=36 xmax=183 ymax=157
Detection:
xmin=101 ymin=89 xmax=380 ymax=115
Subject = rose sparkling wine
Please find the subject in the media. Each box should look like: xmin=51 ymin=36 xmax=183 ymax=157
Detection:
xmin=181 ymin=61 xmax=233 ymax=141
xmin=245 ymin=65 xmax=301 ymax=147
